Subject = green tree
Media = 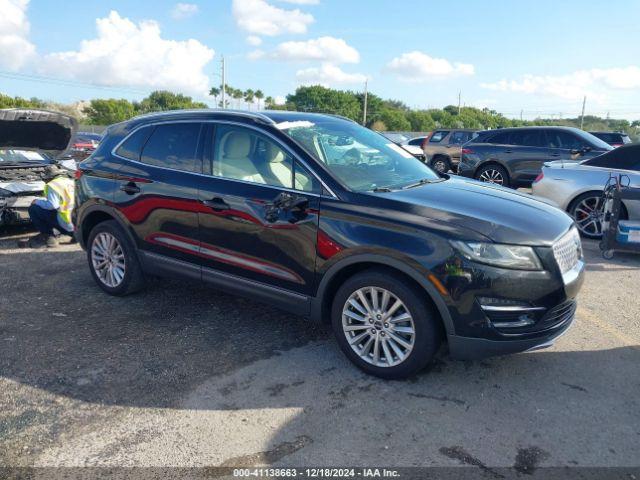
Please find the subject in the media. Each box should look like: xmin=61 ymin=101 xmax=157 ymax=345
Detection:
xmin=378 ymin=108 xmax=411 ymax=131
xmin=85 ymin=98 xmax=137 ymax=125
xmin=406 ymin=110 xmax=436 ymax=132
xmin=137 ymin=90 xmax=207 ymax=113
xmin=285 ymin=85 xmax=361 ymax=121
xmin=244 ymin=89 xmax=255 ymax=110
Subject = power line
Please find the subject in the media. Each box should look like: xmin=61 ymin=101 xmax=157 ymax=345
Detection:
xmin=0 ymin=70 xmax=150 ymax=95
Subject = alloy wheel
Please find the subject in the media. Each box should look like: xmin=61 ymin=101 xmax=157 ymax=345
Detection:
xmin=341 ymin=287 xmax=416 ymax=368
xmin=91 ymin=232 xmax=126 ymax=288
xmin=574 ymin=196 xmax=604 ymax=236
xmin=478 ymin=168 xmax=504 ymax=185
xmin=433 ymin=160 xmax=447 ymax=173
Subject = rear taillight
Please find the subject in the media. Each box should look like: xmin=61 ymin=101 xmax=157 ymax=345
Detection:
xmin=534 ymin=171 xmax=544 ymax=183
xmin=74 ymin=169 xmax=83 ymax=180
xmin=461 ymin=148 xmax=474 ymax=155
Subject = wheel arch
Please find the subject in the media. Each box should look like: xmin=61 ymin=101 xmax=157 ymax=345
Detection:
xmin=474 ymin=160 xmax=511 ymax=181
xmin=78 ymin=205 xmax=139 ymax=251
xmin=311 ymin=254 xmax=455 ymax=336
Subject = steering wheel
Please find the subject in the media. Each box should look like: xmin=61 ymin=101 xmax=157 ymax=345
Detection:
xmin=341 ymin=147 xmax=363 ymax=165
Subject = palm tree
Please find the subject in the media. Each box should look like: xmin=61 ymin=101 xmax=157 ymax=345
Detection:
xmin=265 ymin=96 xmax=275 ymax=109
xmin=244 ymin=89 xmax=255 ymax=110
xmin=254 ymin=90 xmax=264 ymax=110
xmin=231 ymin=87 xmax=243 ymax=109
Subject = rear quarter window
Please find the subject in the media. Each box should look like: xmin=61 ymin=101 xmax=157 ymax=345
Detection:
xmin=115 ymin=126 xmax=154 ymax=161
xmin=429 ymin=131 xmax=449 ymax=143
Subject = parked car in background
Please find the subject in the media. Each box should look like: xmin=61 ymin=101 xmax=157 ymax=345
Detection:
xmin=589 ymin=131 xmax=632 ymax=148
xmin=74 ymin=109 xmax=584 ymax=379
xmin=0 ymin=109 xmax=77 ymax=226
xmin=380 ymin=132 xmax=424 ymax=160
xmin=69 ymin=131 xmax=103 ymax=160
xmin=458 ymin=127 xmax=613 ymax=188
xmin=402 ymin=135 xmax=429 ymax=160
xmin=532 ymin=144 xmax=640 ymax=238
xmin=422 ymin=129 xmax=478 ymax=173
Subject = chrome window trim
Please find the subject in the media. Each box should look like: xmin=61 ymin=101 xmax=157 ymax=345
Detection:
xmin=110 ymin=119 xmax=339 ymax=199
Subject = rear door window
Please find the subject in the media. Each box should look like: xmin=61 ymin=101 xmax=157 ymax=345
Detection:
xmin=509 ymin=130 xmax=545 ymax=147
xmin=450 ymin=131 xmax=470 ymax=144
xmin=487 ymin=131 xmax=512 ymax=145
xmin=429 ymin=131 xmax=449 ymax=143
xmin=140 ymin=123 xmax=202 ymax=173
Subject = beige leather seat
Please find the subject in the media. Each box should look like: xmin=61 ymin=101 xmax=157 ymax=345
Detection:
xmin=265 ymin=142 xmax=312 ymax=191
xmin=217 ymin=131 xmax=265 ymax=184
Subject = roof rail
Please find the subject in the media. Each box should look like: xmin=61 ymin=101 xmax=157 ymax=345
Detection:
xmin=130 ymin=109 xmax=276 ymax=125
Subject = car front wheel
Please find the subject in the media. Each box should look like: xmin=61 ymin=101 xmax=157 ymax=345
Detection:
xmin=430 ymin=156 xmax=451 ymax=174
xmin=331 ymin=269 xmax=441 ymax=379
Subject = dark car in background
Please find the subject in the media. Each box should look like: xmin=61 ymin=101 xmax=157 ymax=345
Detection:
xmin=458 ymin=126 xmax=612 ymax=188
xmin=422 ymin=129 xmax=478 ymax=173
xmin=75 ymin=110 xmax=584 ymax=379
xmin=589 ymin=131 xmax=632 ymax=148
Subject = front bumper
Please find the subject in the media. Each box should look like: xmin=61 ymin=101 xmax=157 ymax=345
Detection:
xmin=440 ymin=250 xmax=585 ymax=360
xmin=0 ymin=195 xmax=38 ymax=225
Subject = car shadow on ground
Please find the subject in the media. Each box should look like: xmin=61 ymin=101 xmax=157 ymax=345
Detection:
xmin=1 ymin=232 xmax=639 ymax=468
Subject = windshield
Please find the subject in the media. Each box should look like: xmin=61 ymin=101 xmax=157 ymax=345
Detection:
xmin=277 ymin=118 xmax=440 ymax=191
xmin=578 ymin=130 xmax=614 ymax=150
xmin=0 ymin=149 xmax=51 ymax=165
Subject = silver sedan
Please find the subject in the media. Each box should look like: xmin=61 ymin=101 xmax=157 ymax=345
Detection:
xmin=531 ymin=144 xmax=640 ymax=238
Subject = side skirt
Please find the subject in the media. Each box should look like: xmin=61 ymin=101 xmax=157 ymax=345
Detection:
xmin=139 ymin=251 xmax=311 ymax=317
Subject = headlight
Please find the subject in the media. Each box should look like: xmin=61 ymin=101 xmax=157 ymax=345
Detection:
xmin=451 ymin=241 xmax=543 ymax=270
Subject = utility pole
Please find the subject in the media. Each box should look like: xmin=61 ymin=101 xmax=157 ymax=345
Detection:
xmin=520 ymin=109 xmax=523 ymax=121
xmin=457 ymin=91 xmax=461 ymax=114
xmin=221 ymin=55 xmax=226 ymax=110
xmin=362 ymin=79 xmax=368 ymax=126
xmin=580 ymin=95 xmax=586 ymax=129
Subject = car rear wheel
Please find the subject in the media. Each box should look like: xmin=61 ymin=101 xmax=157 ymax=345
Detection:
xmin=570 ymin=192 xmax=606 ymax=239
xmin=476 ymin=164 xmax=510 ymax=188
xmin=87 ymin=220 xmax=146 ymax=296
xmin=430 ymin=156 xmax=451 ymax=174
xmin=331 ymin=269 xmax=441 ymax=379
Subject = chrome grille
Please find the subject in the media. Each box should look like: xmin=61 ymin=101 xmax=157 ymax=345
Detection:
xmin=553 ymin=227 xmax=582 ymax=274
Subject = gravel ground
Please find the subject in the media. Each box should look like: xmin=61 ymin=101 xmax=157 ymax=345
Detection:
xmin=0 ymin=225 xmax=639 ymax=473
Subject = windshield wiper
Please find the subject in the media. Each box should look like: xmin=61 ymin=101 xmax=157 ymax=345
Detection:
xmin=402 ymin=178 xmax=435 ymax=189
xmin=371 ymin=186 xmax=393 ymax=193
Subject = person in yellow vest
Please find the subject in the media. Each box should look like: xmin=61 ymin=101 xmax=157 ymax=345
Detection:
xmin=27 ymin=173 xmax=75 ymax=248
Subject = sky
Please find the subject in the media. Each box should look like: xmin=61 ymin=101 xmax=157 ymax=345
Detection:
xmin=1 ymin=0 xmax=640 ymax=120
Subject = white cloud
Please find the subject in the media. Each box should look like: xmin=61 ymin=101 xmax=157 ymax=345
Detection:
xmin=277 ymin=0 xmax=319 ymax=4
xmin=386 ymin=51 xmax=474 ymax=82
xmin=232 ymin=0 xmax=314 ymax=36
xmin=40 ymin=11 xmax=215 ymax=95
xmin=171 ymin=3 xmax=199 ymax=20
xmin=0 ymin=0 xmax=36 ymax=71
xmin=268 ymin=36 xmax=359 ymax=63
xmin=296 ymin=63 xmax=366 ymax=86
xmin=246 ymin=35 xmax=263 ymax=46
xmin=480 ymin=67 xmax=640 ymax=103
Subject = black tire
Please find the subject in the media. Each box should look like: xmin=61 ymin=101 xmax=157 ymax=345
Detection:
xmin=568 ymin=191 xmax=606 ymax=239
xmin=430 ymin=156 xmax=451 ymax=174
xmin=331 ymin=269 xmax=442 ymax=379
xmin=86 ymin=220 xmax=146 ymax=296
xmin=475 ymin=164 xmax=510 ymax=188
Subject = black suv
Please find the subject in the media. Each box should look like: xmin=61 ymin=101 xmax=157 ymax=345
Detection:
xmin=422 ymin=129 xmax=478 ymax=173
xmin=589 ymin=131 xmax=632 ymax=148
xmin=75 ymin=110 xmax=585 ymax=379
xmin=458 ymin=126 xmax=612 ymax=188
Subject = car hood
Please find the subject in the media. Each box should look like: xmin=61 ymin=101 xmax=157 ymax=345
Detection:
xmin=0 ymin=109 xmax=77 ymax=158
xmin=379 ymin=177 xmax=573 ymax=246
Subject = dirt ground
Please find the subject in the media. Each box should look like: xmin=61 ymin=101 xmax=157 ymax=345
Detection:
xmin=1 ymin=225 xmax=639 ymax=473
